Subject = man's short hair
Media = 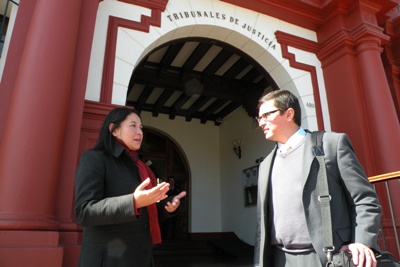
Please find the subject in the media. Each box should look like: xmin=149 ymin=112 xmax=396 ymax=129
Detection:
xmin=258 ymin=90 xmax=302 ymax=126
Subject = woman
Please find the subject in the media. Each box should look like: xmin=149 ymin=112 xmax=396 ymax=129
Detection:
xmin=74 ymin=107 xmax=186 ymax=266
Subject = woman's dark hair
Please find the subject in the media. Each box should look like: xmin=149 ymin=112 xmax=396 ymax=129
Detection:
xmin=94 ymin=107 xmax=141 ymax=154
xmin=258 ymin=90 xmax=302 ymax=126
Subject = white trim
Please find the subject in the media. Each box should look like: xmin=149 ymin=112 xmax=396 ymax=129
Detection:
xmin=0 ymin=2 xmax=19 ymax=81
xmin=86 ymin=0 xmax=328 ymax=130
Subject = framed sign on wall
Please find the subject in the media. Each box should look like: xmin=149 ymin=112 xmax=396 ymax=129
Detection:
xmin=242 ymin=165 xmax=259 ymax=206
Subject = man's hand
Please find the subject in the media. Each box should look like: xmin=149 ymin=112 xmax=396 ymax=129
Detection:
xmin=344 ymin=243 xmax=377 ymax=267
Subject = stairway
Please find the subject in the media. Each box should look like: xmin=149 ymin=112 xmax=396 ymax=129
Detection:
xmin=153 ymin=239 xmax=217 ymax=263
xmin=153 ymin=238 xmax=254 ymax=266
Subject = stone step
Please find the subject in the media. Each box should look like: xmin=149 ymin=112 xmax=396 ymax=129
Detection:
xmin=153 ymin=240 xmax=216 ymax=257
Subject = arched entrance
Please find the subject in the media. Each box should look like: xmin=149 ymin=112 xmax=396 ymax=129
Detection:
xmin=139 ymin=127 xmax=190 ymax=240
xmin=91 ymin=3 xmax=327 ymax=131
xmin=87 ymin=0 xmax=327 ymax=245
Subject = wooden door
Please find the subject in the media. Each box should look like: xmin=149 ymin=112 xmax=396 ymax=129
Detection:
xmin=139 ymin=128 xmax=190 ymax=240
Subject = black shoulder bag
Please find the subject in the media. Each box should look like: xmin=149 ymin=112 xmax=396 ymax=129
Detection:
xmin=312 ymin=131 xmax=400 ymax=267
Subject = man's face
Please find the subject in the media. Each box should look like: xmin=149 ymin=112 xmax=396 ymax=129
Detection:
xmin=258 ymin=100 xmax=286 ymax=142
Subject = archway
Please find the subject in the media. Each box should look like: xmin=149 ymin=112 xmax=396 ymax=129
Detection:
xmin=88 ymin=0 xmax=325 ymax=131
xmin=85 ymin=0 xmax=327 ymax=243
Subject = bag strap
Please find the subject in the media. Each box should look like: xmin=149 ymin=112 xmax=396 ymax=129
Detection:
xmin=311 ymin=131 xmax=336 ymax=266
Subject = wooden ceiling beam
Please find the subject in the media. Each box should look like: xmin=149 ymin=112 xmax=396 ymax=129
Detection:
xmin=133 ymin=66 xmax=255 ymax=101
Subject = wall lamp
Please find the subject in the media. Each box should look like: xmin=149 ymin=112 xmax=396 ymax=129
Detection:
xmin=233 ymin=139 xmax=241 ymax=159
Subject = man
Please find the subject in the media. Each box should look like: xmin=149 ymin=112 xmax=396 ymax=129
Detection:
xmin=254 ymin=90 xmax=382 ymax=267
xmin=162 ymin=177 xmax=181 ymax=239
xmin=167 ymin=177 xmax=181 ymax=197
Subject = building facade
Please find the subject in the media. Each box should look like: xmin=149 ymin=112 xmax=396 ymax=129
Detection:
xmin=0 ymin=0 xmax=399 ymax=266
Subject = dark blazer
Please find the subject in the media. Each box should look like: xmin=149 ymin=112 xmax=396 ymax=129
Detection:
xmin=74 ymin=145 xmax=171 ymax=267
xmin=254 ymin=131 xmax=382 ymax=266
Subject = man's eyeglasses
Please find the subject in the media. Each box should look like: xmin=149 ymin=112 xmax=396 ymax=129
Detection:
xmin=255 ymin=109 xmax=280 ymax=122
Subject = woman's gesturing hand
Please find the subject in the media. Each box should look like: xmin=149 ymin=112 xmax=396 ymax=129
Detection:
xmin=134 ymin=178 xmax=169 ymax=209
xmin=165 ymin=191 xmax=187 ymax=213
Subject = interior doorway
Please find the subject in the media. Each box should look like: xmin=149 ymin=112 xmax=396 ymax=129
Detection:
xmin=139 ymin=128 xmax=190 ymax=240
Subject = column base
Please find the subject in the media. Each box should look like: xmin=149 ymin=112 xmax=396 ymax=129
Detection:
xmin=0 ymin=230 xmax=80 ymax=267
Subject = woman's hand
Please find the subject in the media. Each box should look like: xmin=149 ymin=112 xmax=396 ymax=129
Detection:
xmin=165 ymin=191 xmax=187 ymax=213
xmin=133 ymin=178 xmax=169 ymax=209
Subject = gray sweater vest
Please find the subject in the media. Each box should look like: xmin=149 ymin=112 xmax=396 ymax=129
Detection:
xmin=269 ymin=137 xmax=314 ymax=252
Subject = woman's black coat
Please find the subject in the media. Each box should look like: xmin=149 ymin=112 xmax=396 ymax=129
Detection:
xmin=74 ymin=145 xmax=172 ymax=267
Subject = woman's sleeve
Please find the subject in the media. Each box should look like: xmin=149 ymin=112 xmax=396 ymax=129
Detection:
xmin=74 ymin=150 xmax=136 ymax=227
